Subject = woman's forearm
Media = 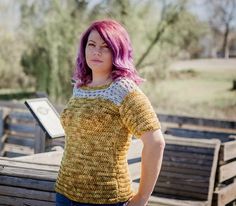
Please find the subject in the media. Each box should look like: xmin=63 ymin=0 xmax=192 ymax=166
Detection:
xmin=137 ymin=130 xmax=165 ymax=203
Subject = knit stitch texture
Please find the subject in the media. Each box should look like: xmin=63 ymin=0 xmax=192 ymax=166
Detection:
xmin=55 ymin=77 xmax=161 ymax=204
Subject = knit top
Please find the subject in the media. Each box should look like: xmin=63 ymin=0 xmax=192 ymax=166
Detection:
xmin=55 ymin=77 xmax=161 ymax=204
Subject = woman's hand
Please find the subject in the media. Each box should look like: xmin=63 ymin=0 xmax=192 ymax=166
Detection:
xmin=126 ymin=193 xmax=148 ymax=206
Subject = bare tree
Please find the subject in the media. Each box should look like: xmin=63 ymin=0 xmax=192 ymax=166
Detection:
xmin=206 ymin=0 xmax=236 ymax=58
xmin=135 ymin=1 xmax=186 ymax=68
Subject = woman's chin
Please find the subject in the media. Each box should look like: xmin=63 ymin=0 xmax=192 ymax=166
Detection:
xmin=89 ymin=67 xmax=103 ymax=71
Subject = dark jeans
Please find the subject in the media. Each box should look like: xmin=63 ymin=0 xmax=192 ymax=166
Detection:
xmin=56 ymin=193 xmax=129 ymax=206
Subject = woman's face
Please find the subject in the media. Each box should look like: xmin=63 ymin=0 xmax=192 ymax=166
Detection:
xmin=85 ymin=30 xmax=113 ymax=76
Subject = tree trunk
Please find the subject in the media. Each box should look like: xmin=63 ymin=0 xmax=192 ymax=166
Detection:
xmin=222 ymin=23 xmax=229 ymax=58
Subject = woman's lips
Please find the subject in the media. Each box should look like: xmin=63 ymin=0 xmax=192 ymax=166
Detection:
xmin=91 ymin=59 xmax=103 ymax=63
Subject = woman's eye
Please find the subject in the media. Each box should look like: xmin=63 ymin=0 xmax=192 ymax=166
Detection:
xmin=88 ymin=43 xmax=95 ymax=47
xmin=102 ymin=45 xmax=109 ymax=51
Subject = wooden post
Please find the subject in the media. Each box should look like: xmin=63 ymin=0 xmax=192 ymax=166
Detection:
xmin=0 ymin=108 xmax=11 ymax=156
xmin=34 ymin=123 xmax=46 ymax=153
xmin=0 ymin=110 xmax=3 ymax=154
xmin=231 ymin=80 xmax=236 ymax=90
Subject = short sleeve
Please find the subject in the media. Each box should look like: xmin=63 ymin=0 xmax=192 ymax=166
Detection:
xmin=119 ymin=90 xmax=161 ymax=139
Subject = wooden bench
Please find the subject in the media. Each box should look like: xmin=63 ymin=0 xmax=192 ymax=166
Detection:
xmin=0 ymin=107 xmax=64 ymax=157
xmin=159 ymin=114 xmax=236 ymax=206
xmin=0 ymin=110 xmax=35 ymax=157
xmin=0 ymin=157 xmax=59 ymax=206
xmin=131 ymin=135 xmax=221 ymax=206
xmin=0 ymin=135 xmax=220 ymax=206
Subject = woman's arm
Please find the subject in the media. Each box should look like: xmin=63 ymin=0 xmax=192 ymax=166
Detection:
xmin=128 ymin=129 xmax=165 ymax=206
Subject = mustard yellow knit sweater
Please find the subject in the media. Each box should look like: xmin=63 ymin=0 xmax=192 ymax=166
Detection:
xmin=55 ymin=77 xmax=161 ymax=204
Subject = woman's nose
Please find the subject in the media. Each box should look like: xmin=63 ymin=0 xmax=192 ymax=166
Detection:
xmin=92 ymin=47 xmax=102 ymax=56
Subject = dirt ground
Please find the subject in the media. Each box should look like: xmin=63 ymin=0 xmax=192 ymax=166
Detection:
xmin=169 ymin=58 xmax=236 ymax=71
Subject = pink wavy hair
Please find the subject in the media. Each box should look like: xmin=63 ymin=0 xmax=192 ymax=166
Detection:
xmin=73 ymin=19 xmax=144 ymax=87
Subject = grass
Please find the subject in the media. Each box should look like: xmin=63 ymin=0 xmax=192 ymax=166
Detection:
xmin=142 ymin=60 xmax=236 ymax=121
xmin=0 ymin=88 xmax=36 ymax=100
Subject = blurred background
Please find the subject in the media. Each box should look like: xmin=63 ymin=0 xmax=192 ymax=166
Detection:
xmin=0 ymin=0 xmax=236 ymax=120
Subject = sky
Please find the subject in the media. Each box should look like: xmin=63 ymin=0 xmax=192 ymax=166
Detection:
xmin=0 ymin=0 xmax=235 ymax=33
xmin=0 ymin=0 xmax=21 ymax=32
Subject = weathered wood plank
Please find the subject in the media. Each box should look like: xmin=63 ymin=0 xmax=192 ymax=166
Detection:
xmin=0 ymin=158 xmax=60 ymax=171
xmin=6 ymin=135 xmax=34 ymax=147
xmin=218 ymin=161 xmax=236 ymax=183
xmin=213 ymin=180 xmax=236 ymax=206
xmin=163 ymin=150 xmax=214 ymax=162
xmin=0 ymin=185 xmax=55 ymax=201
xmin=165 ymin=144 xmax=215 ymax=155
xmin=157 ymin=170 xmax=210 ymax=183
xmin=132 ymin=182 xmax=208 ymax=206
xmin=160 ymin=165 xmax=211 ymax=176
xmin=162 ymin=159 xmax=212 ymax=171
xmin=219 ymin=140 xmax=236 ymax=162
xmin=2 ymin=143 xmax=34 ymax=155
xmin=154 ymin=186 xmax=208 ymax=200
xmin=158 ymin=114 xmax=236 ymax=129
xmin=0 ymin=195 xmax=55 ymax=206
xmin=207 ymin=135 xmax=221 ymax=206
xmin=165 ymin=135 xmax=221 ymax=148
xmin=0 ymin=166 xmax=57 ymax=181
xmin=148 ymin=195 xmax=208 ymax=206
xmin=4 ymin=151 xmax=27 ymax=158
xmin=5 ymin=123 xmax=35 ymax=134
xmin=5 ymin=131 xmax=35 ymax=139
xmin=156 ymin=177 xmax=209 ymax=188
xmin=156 ymin=180 xmax=209 ymax=194
xmin=163 ymin=123 xmax=236 ymax=135
xmin=165 ymin=128 xmax=234 ymax=142
xmin=0 ymin=110 xmax=4 ymax=156
xmin=12 ymin=150 xmax=63 ymax=165
xmin=0 ymin=175 xmax=55 ymax=191
xmin=8 ymin=111 xmax=34 ymax=122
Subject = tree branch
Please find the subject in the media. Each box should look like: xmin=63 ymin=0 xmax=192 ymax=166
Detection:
xmin=135 ymin=4 xmax=184 ymax=69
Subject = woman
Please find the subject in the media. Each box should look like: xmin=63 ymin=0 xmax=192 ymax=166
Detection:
xmin=55 ymin=19 xmax=165 ymax=206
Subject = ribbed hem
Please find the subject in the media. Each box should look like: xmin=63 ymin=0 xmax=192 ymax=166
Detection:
xmin=55 ymin=184 xmax=134 ymax=204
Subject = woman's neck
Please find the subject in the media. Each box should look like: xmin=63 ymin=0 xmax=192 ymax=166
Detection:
xmin=88 ymin=74 xmax=112 ymax=87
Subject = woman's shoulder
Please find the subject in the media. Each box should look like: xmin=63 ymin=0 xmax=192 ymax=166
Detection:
xmin=112 ymin=77 xmax=139 ymax=93
xmin=109 ymin=77 xmax=143 ymax=105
